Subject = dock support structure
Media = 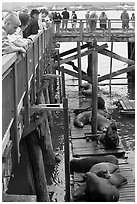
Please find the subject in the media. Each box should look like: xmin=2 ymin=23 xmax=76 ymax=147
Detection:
xmin=77 ymin=41 xmax=82 ymax=106
xmin=127 ymin=42 xmax=135 ymax=84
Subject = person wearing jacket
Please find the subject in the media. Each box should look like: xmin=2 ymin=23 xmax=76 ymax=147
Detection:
xmin=61 ymin=8 xmax=69 ymax=31
xmin=53 ymin=12 xmax=62 ymax=32
xmin=120 ymin=7 xmax=129 ymax=31
xmin=99 ymin=11 xmax=108 ymax=30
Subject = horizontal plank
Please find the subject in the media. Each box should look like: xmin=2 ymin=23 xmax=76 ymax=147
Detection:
xmin=3 ymin=194 xmax=37 ymax=202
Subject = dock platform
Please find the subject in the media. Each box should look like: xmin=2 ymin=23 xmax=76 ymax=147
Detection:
xmin=69 ymin=98 xmax=135 ymax=202
xmin=118 ymin=99 xmax=135 ymax=115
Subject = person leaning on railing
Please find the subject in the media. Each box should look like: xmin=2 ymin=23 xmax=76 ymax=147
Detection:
xmin=8 ymin=12 xmax=32 ymax=51
xmin=2 ymin=13 xmax=26 ymax=55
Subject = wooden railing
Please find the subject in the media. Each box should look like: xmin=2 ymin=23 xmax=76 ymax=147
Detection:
xmin=2 ymin=28 xmax=53 ymax=158
xmin=53 ymin=19 xmax=135 ymax=33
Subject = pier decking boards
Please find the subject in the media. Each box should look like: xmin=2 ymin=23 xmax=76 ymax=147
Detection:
xmin=69 ymin=98 xmax=135 ymax=202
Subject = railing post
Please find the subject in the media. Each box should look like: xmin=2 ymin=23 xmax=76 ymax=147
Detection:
xmin=79 ymin=19 xmax=83 ymax=33
xmin=63 ymin=98 xmax=70 ymax=202
xmin=12 ymin=62 xmax=20 ymax=165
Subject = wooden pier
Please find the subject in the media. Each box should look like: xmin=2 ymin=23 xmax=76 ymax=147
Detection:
xmin=2 ymin=17 xmax=135 ymax=202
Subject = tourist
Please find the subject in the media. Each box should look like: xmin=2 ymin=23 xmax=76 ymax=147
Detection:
xmin=2 ymin=13 xmax=26 ymax=55
xmin=120 ymin=6 xmax=129 ymax=31
xmin=8 ymin=12 xmax=32 ymax=50
xmin=131 ymin=13 xmax=135 ymax=30
xmin=53 ymin=12 xmax=62 ymax=32
xmin=25 ymin=9 xmax=40 ymax=37
xmin=61 ymin=8 xmax=69 ymax=31
xmin=99 ymin=11 xmax=108 ymax=30
xmin=71 ymin=10 xmax=77 ymax=31
xmin=89 ymin=11 xmax=98 ymax=31
xmin=85 ymin=10 xmax=90 ymax=32
xmin=39 ymin=9 xmax=52 ymax=29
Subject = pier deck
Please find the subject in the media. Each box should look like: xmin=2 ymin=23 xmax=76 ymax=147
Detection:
xmin=69 ymin=98 xmax=135 ymax=202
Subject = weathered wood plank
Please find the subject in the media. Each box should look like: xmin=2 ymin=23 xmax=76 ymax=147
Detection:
xmin=98 ymin=48 xmax=135 ymax=65
xmin=98 ymin=64 xmax=135 ymax=82
xmin=3 ymin=194 xmax=37 ymax=202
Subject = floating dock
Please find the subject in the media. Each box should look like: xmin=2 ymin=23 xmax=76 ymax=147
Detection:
xmin=69 ymin=98 xmax=135 ymax=202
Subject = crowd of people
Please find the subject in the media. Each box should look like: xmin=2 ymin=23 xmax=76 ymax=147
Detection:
xmin=2 ymin=7 xmax=135 ymax=55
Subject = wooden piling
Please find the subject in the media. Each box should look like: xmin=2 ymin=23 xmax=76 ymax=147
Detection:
xmin=39 ymin=91 xmax=55 ymax=166
xmin=26 ymin=129 xmax=50 ymax=202
xmin=87 ymin=42 xmax=93 ymax=79
xmin=109 ymin=38 xmax=114 ymax=97
xmin=77 ymin=41 xmax=82 ymax=106
xmin=91 ymin=43 xmax=98 ymax=134
xmin=63 ymin=98 xmax=70 ymax=202
xmin=56 ymin=49 xmax=62 ymax=103
xmin=127 ymin=42 xmax=135 ymax=83
xmin=61 ymin=66 xmax=66 ymax=98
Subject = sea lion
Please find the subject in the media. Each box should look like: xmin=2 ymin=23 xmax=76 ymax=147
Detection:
xmin=89 ymin=162 xmax=119 ymax=174
xmin=73 ymin=110 xmax=112 ymax=130
xmin=84 ymin=172 xmax=119 ymax=202
xmin=81 ymin=82 xmax=106 ymax=110
xmin=70 ymin=155 xmax=118 ymax=173
xmin=99 ymin=122 xmax=119 ymax=149
xmin=96 ymin=170 xmax=128 ymax=188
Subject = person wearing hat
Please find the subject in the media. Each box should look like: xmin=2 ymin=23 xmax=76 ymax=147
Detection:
xmin=61 ymin=8 xmax=69 ymax=31
xmin=85 ymin=10 xmax=90 ymax=32
xmin=99 ymin=11 xmax=108 ymax=30
xmin=120 ymin=6 xmax=129 ymax=31
xmin=25 ymin=9 xmax=40 ymax=37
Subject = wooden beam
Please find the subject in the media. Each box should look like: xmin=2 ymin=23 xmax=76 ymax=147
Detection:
xmin=59 ymin=43 xmax=88 ymax=57
xmin=98 ymin=48 xmax=135 ymax=65
xmin=55 ymin=66 xmax=90 ymax=82
xmin=29 ymin=104 xmax=63 ymax=115
xmin=52 ymin=43 xmax=108 ymax=68
xmin=98 ymin=64 xmax=135 ymax=82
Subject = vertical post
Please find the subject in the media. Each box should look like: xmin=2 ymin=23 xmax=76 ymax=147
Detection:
xmin=108 ymin=20 xmax=111 ymax=41
xmin=63 ymin=98 xmax=70 ymax=202
xmin=12 ymin=62 xmax=20 ymax=164
xmin=61 ymin=66 xmax=66 ymax=98
xmin=57 ymin=49 xmax=62 ymax=103
xmin=32 ymin=44 xmax=36 ymax=104
xmin=109 ymin=38 xmax=114 ymax=97
xmin=87 ymin=42 xmax=93 ymax=79
xmin=91 ymin=42 xmax=98 ymax=134
xmin=77 ymin=41 xmax=82 ymax=106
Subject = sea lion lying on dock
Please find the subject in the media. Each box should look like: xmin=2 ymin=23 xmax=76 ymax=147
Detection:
xmin=73 ymin=110 xmax=112 ymax=130
xmin=89 ymin=162 xmax=119 ymax=174
xmin=96 ymin=170 xmax=128 ymax=188
xmin=70 ymin=155 xmax=118 ymax=173
xmin=83 ymin=172 xmax=119 ymax=202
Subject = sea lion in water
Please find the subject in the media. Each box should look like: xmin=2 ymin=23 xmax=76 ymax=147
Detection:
xmin=70 ymin=155 xmax=118 ymax=173
xmin=89 ymin=162 xmax=119 ymax=174
xmin=84 ymin=172 xmax=119 ymax=202
xmin=96 ymin=170 xmax=128 ymax=188
xmin=73 ymin=110 xmax=112 ymax=130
